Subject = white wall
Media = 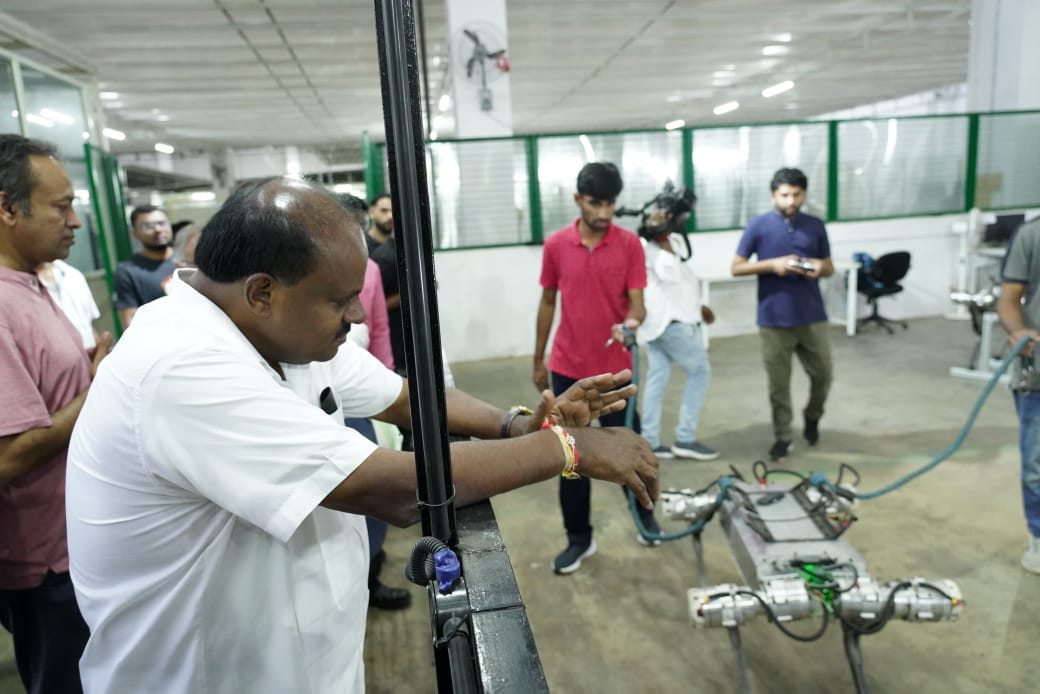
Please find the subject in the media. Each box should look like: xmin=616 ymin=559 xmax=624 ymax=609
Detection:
xmin=434 ymin=213 xmax=971 ymax=363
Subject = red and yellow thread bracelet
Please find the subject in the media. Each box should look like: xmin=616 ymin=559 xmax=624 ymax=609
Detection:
xmin=541 ymin=419 xmax=580 ymax=479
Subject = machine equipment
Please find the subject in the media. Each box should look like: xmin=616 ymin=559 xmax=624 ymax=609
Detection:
xmin=655 ymin=462 xmax=962 ymax=693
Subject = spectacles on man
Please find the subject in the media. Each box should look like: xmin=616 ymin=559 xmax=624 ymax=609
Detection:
xmin=138 ymin=221 xmax=169 ymax=231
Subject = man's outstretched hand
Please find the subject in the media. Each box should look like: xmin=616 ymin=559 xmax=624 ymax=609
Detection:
xmin=522 ymin=369 xmax=637 ymax=433
xmin=572 ymin=427 xmax=659 ymax=509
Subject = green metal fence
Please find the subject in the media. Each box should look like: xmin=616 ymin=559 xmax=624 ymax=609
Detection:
xmin=372 ymin=109 xmax=1040 ymax=251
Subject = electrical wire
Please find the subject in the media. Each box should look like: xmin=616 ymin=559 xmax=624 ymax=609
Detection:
xmin=735 ymin=590 xmax=831 ymax=642
xmin=841 ymin=335 xmax=1032 ymax=500
xmin=752 ymin=459 xmax=807 ymax=483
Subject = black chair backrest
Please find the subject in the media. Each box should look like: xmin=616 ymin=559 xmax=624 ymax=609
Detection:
xmin=872 ymin=251 xmax=911 ymax=285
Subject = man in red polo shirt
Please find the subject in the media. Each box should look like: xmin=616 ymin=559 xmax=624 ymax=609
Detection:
xmin=0 ymin=135 xmax=111 ymax=693
xmin=533 ymin=162 xmax=661 ymax=574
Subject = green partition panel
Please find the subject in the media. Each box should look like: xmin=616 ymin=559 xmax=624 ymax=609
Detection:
xmin=536 ymin=130 xmax=682 ymax=236
xmin=362 ymin=110 xmax=1040 ymax=251
xmin=837 ymin=116 xmax=968 ymax=219
xmin=85 ymin=144 xmax=130 ymax=335
xmin=975 ymin=112 xmax=1040 ymax=210
xmin=692 ymin=122 xmax=829 ymax=230
xmin=427 ymin=138 xmax=530 ymax=249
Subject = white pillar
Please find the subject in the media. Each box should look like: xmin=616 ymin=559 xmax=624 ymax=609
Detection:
xmin=967 ymin=0 xmax=1040 ymax=110
xmin=445 ymin=0 xmax=513 ymax=138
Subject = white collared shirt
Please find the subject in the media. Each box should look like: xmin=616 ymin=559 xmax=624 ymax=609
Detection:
xmin=639 ymin=234 xmax=702 ymax=344
xmin=67 ymin=270 xmax=403 ymax=694
xmin=39 ymin=259 xmax=100 ymax=349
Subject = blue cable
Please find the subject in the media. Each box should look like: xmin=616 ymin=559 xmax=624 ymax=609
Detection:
xmin=623 ymin=332 xmax=728 ymax=541
xmin=846 ymin=333 xmax=1031 ymax=499
xmin=623 ymin=329 xmax=1032 ymax=541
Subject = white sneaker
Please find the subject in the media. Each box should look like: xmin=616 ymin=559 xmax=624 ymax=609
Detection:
xmin=1022 ymin=535 xmax=1040 ymax=574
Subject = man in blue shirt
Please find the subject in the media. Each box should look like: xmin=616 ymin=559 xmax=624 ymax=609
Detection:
xmin=731 ymin=168 xmax=834 ymax=461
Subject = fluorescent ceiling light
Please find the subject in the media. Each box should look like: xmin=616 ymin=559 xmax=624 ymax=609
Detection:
xmin=713 ymin=101 xmax=739 ymax=116
xmin=333 ymin=183 xmax=355 ymax=194
xmin=25 ymin=113 xmax=53 ymax=127
xmin=429 ymin=130 xmax=438 ymax=141
xmin=155 ymin=114 xmax=170 ymax=122
xmin=154 ymin=143 xmax=175 ymax=154
xmin=99 ymin=91 xmax=120 ymax=100
xmin=772 ymin=33 xmax=793 ymax=43
xmin=438 ymin=94 xmax=452 ymax=111
xmin=190 ymin=191 xmax=216 ymax=202
xmin=40 ymin=108 xmax=74 ymax=125
xmin=762 ymin=80 xmax=795 ymax=98
xmin=664 ymin=119 xmax=685 ymax=130
xmin=762 ymin=45 xmax=789 ymax=56
xmin=102 ymin=127 xmax=126 ymax=141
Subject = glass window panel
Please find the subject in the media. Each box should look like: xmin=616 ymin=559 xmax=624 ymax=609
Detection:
xmin=19 ymin=65 xmax=99 ymax=270
xmin=427 ymin=138 xmax=529 ymax=248
xmin=537 ymin=131 xmax=682 ymax=235
xmin=0 ymin=58 xmax=18 ymax=135
xmin=838 ymin=117 xmax=967 ymax=219
xmin=976 ymin=112 xmax=1040 ymax=209
xmin=692 ymin=123 xmax=829 ymax=229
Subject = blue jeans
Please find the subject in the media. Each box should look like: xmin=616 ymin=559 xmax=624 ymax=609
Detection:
xmin=1014 ymin=390 xmax=1040 ymax=537
xmin=641 ymin=322 xmax=710 ymax=448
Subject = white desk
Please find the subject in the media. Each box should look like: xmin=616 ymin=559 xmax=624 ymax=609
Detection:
xmin=831 ymin=260 xmax=861 ymax=338
xmin=698 ymin=260 xmax=860 ymax=349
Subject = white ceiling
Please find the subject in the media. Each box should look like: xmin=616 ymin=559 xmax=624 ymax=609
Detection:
xmin=0 ymin=0 xmax=971 ymax=155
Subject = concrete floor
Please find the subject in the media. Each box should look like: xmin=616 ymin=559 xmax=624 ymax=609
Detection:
xmin=2 ymin=316 xmax=1036 ymax=693
xmin=365 ymin=316 xmax=1035 ymax=694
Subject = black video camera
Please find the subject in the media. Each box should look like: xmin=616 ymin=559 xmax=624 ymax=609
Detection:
xmin=616 ymin=180 xmax=697 ymax=260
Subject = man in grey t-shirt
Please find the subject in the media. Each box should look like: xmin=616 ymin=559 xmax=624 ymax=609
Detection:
xmin=997 ymin=216 xmax=1040 ymax=574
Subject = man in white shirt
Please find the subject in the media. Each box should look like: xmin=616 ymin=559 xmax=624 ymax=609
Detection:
xmin=638 ymin=193 xmax=719 ymax=461
xmin=37 ymin=259 xmax=101 ymax=349
xmin=66 ymin=177 xmax=658 ymax=693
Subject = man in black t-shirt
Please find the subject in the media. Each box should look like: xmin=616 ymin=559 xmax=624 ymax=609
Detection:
xmin=114 ymin=205 xmax=175 ymax=329
xmin=367 ymin=193 xmax=405 ymax=374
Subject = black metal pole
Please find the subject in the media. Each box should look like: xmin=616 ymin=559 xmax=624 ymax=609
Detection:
xmin=373 ymin=0 xmax=456 ymax=545
xmin=416 ymin=0 xmax=433 ymax=140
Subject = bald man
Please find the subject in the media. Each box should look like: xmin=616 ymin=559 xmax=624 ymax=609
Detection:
xmin=66 ymin=177 xmax=658 ymax=693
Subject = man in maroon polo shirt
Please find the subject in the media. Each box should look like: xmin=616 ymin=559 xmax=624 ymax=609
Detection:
xmin=0 ymin=135 xmax=110 ymax=693
xmin=533 ymin=162 xmax=661 ymax=574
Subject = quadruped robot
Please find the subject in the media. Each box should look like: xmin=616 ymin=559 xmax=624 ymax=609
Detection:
xmin=655 ymin=464 xmax=962 ymax=694
xmin=618 ymin=183 xmax=977 ymax=694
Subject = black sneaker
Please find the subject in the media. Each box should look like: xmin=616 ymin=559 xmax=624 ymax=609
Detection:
xmin=804 ymin=419 xmax=819 ymax=446
xmin=369 ymin=581 xmax=412 ymax=610
xmin=651 ymin=445 xmax=675 ymax=459
xmin=671 ymin=440 xmax=720 ymax=461
xmin=768 ymin=440 xmax=793 ymax=461
xmin=553 ymin=537 xmax=597 ymax=574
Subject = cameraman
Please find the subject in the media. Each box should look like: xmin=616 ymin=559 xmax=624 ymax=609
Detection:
xmin=731 ymin=167 xmax=833 ymax=462
xmin=638 ymin=190 xmax=719 ymax=461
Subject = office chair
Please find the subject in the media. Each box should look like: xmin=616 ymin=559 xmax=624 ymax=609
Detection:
xmin=856 ymin=251 xmax=911 ymax=334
